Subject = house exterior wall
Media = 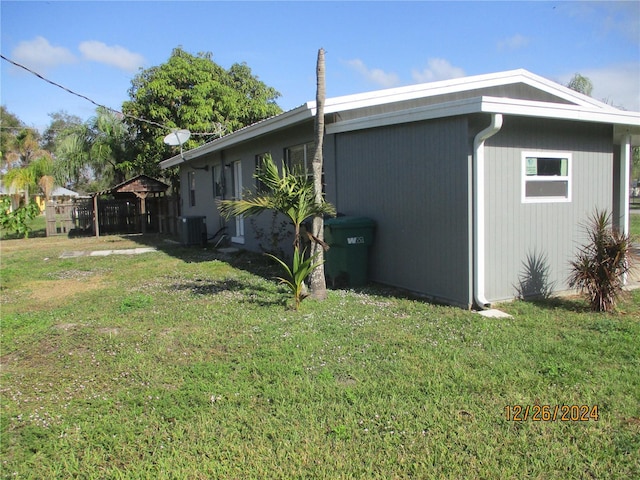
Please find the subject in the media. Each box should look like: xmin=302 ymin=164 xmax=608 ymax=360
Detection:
xmin=329 ymin=116 xmax=471 ymax=306
xmin=177 ymin=112 xmax=617 ymax=308
xmin=483 ymin=117 xmax=614 ymax=301
xmin=179 ymin=122 xmax=315 ymax=252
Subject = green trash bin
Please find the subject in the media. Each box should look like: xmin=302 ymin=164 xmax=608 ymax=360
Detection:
xmin=324 ymin=216 xmax=376 ymax=287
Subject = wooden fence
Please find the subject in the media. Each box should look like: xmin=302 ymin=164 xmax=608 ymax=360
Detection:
xmin=45 ymin=196 xmax=179 ymax=237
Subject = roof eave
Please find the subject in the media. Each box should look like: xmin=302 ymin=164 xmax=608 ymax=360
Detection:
xmin=326 ymin=96 xmax=640 ymax=135
xmin=160 ymin=103 xmax=315 ymax=169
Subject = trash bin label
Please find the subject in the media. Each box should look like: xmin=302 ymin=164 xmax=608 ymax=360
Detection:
xmin=347 ymin=236 xmax=365 ymax=245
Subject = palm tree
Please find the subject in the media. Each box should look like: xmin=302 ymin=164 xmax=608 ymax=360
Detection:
xmin=219 ymin=154 xmax=335 ymax=249
xmin=54 ymin=107 xmax=132 ymax=190
xmin=2 ymin=154 xmax=54 ymax=205
xmin=218 ymin=154 xmax=335 ymax=308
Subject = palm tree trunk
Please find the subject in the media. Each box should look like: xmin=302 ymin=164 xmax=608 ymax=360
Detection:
xmin=309 ymin=48 xmax=328 ymax=300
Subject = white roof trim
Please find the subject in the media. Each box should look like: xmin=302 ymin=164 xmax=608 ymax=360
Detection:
xmin=320 ymin=68 xmax=617 ymax=114
xmin=326 ymin=96 xmax=640 ymax=135
xmin=160 ymin=69 xmax=635 ymax=169
xmin=160 ymin=103 xmax=315 ymax=168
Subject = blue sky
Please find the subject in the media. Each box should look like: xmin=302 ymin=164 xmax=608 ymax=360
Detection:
xmin=1 ymin=1 xmax=639 ymax=131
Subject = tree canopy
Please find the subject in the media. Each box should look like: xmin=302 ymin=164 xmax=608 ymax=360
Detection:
xmin=121 ymin=47 xmax=283 ymax=178
xmin=566 ymin=73 xmax=594 ymax=97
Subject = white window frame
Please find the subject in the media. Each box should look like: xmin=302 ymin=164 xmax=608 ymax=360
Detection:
xmin=521 ymin=151 xmax=572 ymax=204
xmin=285 ymin=142 xmax=315 ymax=176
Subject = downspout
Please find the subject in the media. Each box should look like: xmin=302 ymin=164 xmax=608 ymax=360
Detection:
xmin=473 ymin=113 xmax=503 ymax=309
xmin=620 ymin=135 xmax=631 ymax=238
xmin=620 ymin=135 xmax=631 ymax=285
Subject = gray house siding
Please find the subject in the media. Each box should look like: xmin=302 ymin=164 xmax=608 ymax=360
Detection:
xmin=179 ymin=122 xmax=316 ymax=252
xmin=329 ymin=117 xmax=470 ymax=306
xmin=335 ymin=83 xmax=574 ymax=123
xmin=483 ymin=118 xmax=614 ymax=301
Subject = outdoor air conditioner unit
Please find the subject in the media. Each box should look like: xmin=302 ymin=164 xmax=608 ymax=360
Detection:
xmin=180 ymin=216 xmax=207 ymax=246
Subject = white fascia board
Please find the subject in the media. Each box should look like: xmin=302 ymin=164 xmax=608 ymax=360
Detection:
xmin=326 ymin=97 xmax=484 ymax=134
xmin=322 ymin=69 xmax=530 ymax=115
xmin=326 ymin=96 xmax=640 ymax=135
xmin=515 ymin=70 xmax=619 ymax=111
xmin=480 ymin=97 xmax=640 ymax=125
xmin=322 ymin=68 xmax=609 ymax=116
xmin=159 ymin=103 xmax=315 ymax=169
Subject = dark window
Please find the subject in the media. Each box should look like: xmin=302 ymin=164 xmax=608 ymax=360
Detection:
xmin=188 ymin=171 xmax=196 ymax=206
xmin=255 ymin=153 xmax=269 ymax=194
xmin=212 ymin=165 xmax=223 ymax=198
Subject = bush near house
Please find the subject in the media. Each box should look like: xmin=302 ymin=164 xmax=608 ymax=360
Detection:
xmin=1 ymin=234 xmax=638 ymax=479
xmin=569 ymin=210 xmax=636 ymax=312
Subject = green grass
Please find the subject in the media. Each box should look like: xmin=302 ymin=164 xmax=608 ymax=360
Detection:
xmin=630 ymin=213 xmax=640 ymax=239
xmin=1 ymin=234 xmax=639 ymax=479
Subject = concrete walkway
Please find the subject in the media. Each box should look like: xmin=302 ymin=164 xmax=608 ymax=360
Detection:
xmin=59 ymin=247 xmax=157 ymax=258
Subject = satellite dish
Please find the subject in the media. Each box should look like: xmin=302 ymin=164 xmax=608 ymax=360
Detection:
xmin=163 ymin=129 xmax=191 ymax=146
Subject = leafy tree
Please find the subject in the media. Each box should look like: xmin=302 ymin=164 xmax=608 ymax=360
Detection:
xmin=218 ymin=155 xmax=335 ymax=309
xmin=1 ymin=125 xmax=47 ymax=170
xmin=41 ymin=110 xmax=83 ymax=152
xmin=0 ymin=106 xmax=25 ymax=170
xmin=121 ymin=47 xmax=282 ymax=178
xmin=566 ymin=73 xmax=593 ymax=97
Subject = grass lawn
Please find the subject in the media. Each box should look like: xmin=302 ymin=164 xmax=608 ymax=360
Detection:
xmin=1 ymin=233 xmax=639 ymax=479
xmin=631 ymin=212 xmax=640 ymax=239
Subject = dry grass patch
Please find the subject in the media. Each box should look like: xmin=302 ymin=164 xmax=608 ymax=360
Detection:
xmin=19 ymin=276 xmax=107 ymax=311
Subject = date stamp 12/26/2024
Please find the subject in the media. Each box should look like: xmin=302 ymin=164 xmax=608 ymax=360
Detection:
xmin=505 ymin=405 xmax=599 ymax=422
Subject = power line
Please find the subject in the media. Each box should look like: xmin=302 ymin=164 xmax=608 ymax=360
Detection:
xmin=1 ymin=54 xmax=224 ymax=137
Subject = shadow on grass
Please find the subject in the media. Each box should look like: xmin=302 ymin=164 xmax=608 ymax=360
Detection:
xmin=169 ymin=276 xmax=286 ymax=308
xmin=0 ymin=227 xmax=47 ymax=240
xmin=87 ymin=232 xmax=631 ymax=314
xmin=521 ymin=295 xmax=592 ymax=314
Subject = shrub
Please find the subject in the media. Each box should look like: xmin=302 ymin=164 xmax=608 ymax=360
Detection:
xmin=0 ymin=198 xmax=41 ymax=239
xmin=568 ymin=209 xmax=635 ymax=312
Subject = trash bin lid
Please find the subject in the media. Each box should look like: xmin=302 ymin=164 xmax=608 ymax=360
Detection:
xmin=325 ymin=216 xmax=376 ymax=229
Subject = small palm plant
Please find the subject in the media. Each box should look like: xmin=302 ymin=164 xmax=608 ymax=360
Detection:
xmin=218 ymin=154 xmax=335 ymax=309
xmin=266 ymin=248 xmax=323 ymax=310
xmin=568 ymin=209 xmax=635 ymax=312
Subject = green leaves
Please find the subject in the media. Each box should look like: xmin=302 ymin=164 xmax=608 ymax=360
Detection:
xmin=0 ymin=198 xmax=41 ymax=238
xmin=218 ymin=154 xmax=335 ymax=309
xmin=218 ymin=155 xmax=335 ymax=229
xmin=121 ymin=47 xmax=283 ymax=177
xmin=266 ymin=247 xmax=324 ymax=310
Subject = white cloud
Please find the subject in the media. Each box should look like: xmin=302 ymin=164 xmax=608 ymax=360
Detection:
xmin=498 ymin=34 xmax=530 ymax=51
xmin=560 ymin=2 xmax=639 ymax=44
xmin=79 ymin=41 xmax=145 ymax=72
xmin=558 ymin=63 xmax=640 ymax=111
xmin=345 ymin=59 xmax=400 ymax=88
xmin=411 ymin=58 xmax=465 ymax=83
xmin=11 ymin=36 xmax=77 ymax=71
